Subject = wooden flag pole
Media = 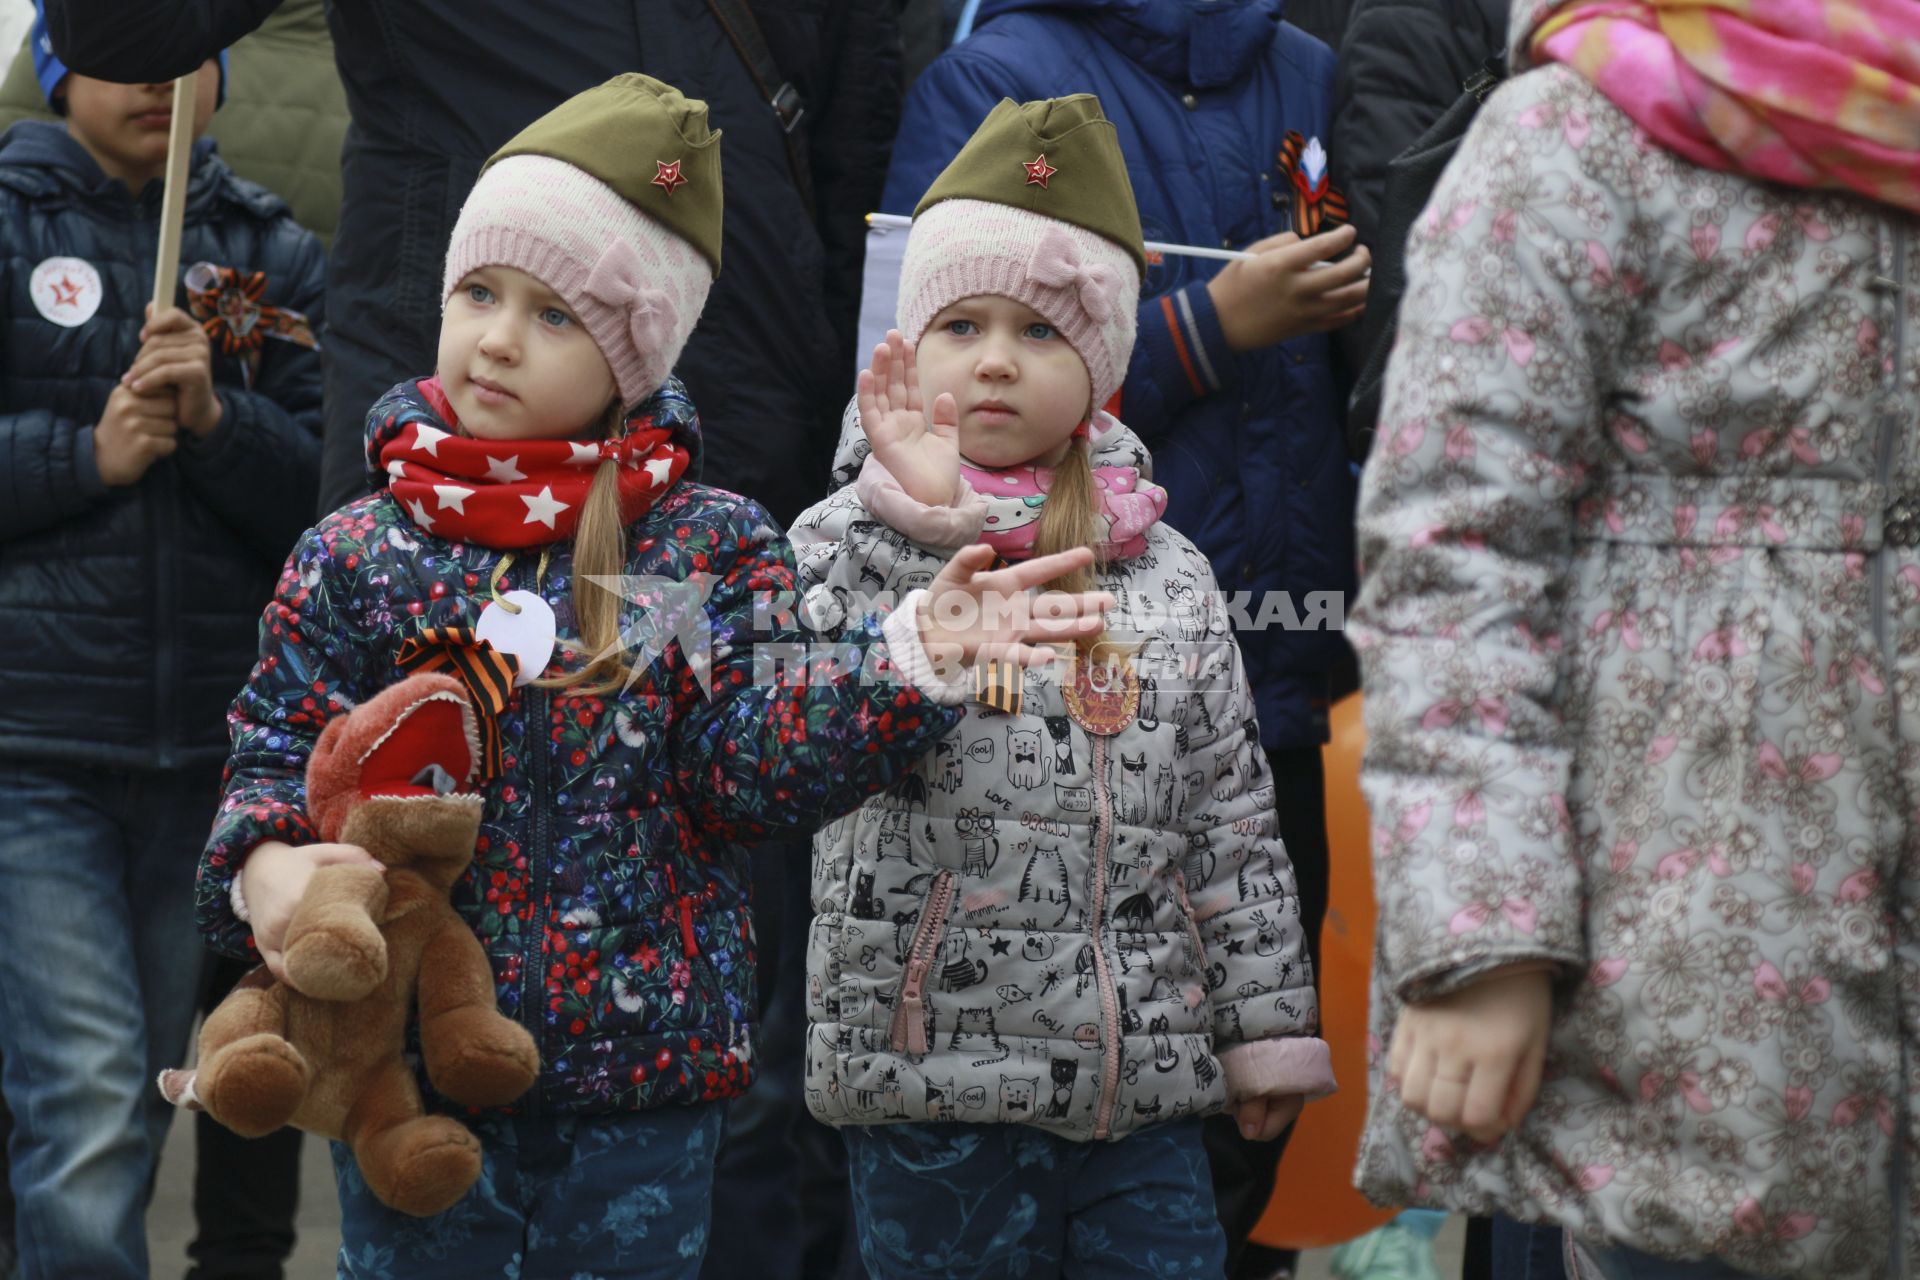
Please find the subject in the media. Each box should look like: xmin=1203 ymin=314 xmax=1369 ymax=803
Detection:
xmin=150 ymin=74 xmax=199 ymax=314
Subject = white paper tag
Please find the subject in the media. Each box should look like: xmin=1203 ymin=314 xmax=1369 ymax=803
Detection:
xmin=476 ymin=591 xmax=556 ymax=687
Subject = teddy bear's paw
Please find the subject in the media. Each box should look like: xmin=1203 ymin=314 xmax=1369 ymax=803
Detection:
xmin=283 ymin=919 xmax=390 ymax=1002
xmin=199 ymin=1034 xmax=309 ymax=1137
xmin=425 ymin=1013 xmax=541 ymax=1107
xmin=366 ymin=1118 xmax=483 ymax=1218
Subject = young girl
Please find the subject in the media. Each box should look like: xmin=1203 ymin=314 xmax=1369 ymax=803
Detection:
xmin=790 ymin=95 xmax=1336 ymax=1277
xmin=1350 ymin=1 xmax=1920 ymax=1277
xmin=195 ymin=75 xmax=1107 ymax=1280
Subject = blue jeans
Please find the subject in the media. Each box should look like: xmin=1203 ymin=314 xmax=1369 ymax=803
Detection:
xmin=844 ymin=1119 xmax=1227 ymax=1279
xmin=1494 ymin=1217 xmax=1570 ymax=1280
xmin=1570 ymin=1240 xmax=1758 ymax=1279
xmin=0 ymin=760 xmax=212 ymax=1280
xmin=332 ymin=1103 xmax=724 ymax=1279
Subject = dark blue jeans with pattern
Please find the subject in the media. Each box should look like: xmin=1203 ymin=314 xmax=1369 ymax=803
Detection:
xmin=843 ymin=1117 xmax=1228 ymax=1279
xmin=331 ymin=1103 xmax=723 ymax=1279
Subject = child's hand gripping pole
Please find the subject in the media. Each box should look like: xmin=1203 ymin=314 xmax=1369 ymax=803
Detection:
xmin=150 ymin=75 xmax=199 ymax=316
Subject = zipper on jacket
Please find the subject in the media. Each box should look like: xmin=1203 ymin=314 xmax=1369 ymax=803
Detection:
xmin=664 ymin=864 xmax=733 ymax=1046
xmin=889 ymin=868 xmax=957 ymax=1056
xmin=665 ymin=865 xmax=701 ymax=958
xmin=1088 ymin=736 xmax=1125 ymax=1139
xmin=518 ymin=683 xmax=550 ymax=1118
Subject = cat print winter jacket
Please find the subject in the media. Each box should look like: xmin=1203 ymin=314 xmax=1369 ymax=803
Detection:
xmin=1350 ymin=2 xmax=1920 ymax=1273
xmin=790 ymin=405 xmax=1334 ymax=1141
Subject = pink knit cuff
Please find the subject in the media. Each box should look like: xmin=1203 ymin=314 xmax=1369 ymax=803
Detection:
xmin=855 ymin=454 xmax=988 ymax=551
xmin=1219 ymin=1038 xmax=1337 ymax=1103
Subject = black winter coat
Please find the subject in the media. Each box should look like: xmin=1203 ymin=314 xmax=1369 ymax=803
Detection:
xmin=44 ymin=0 xmax=901 ymax=527
xmin=1328 ymin=0 xmax=1506 ymax=250
xmin=0 ymin=123 xmax=325 ymax=769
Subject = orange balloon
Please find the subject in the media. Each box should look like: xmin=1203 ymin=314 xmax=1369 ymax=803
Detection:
xmin=1251 ymin=693 xmax=1396 ymax=1250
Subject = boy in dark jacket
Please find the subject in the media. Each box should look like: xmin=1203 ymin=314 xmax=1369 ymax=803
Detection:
xmin=0 ymin=9 xmax=323 ymax=1276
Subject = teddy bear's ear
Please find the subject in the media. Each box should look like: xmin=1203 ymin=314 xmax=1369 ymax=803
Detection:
xmin=306 ymin=713 xmax=358 ymax=844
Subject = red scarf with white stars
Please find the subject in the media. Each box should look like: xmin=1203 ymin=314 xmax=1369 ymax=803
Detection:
xmin=380 ymin=378 xmax=690 ymax=549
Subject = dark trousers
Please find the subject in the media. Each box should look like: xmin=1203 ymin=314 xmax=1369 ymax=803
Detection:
xmin=186 ymin=955 xmax=304 ymax=1280
xmin=1209 ymin=745 xmax=1330 ymax=1278
xmin=700 ymin=841 xmax=822 ymax=1280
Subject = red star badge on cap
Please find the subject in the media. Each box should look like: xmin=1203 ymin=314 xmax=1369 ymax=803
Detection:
xmin=652 ymin=159 xmax=688 ymax=196
xmin=1022 ymin=154 xmax=1057 ymax=188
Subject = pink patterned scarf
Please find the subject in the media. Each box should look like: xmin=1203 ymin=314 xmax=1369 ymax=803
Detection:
xmin=1530 ymin=0 xmax=1920 ymax=212
xmin=959 ymin=454 xmax=1167 ymax=563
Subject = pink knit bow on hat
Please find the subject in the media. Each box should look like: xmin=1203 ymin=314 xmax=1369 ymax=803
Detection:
xmin=583 ymin=240 xmax=675 ymax=357
xmin=1027 ymin=226 xmax=1123 ymax=322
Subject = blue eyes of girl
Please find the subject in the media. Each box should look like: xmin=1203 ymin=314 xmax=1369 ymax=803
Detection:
xmin=464 ymin=284 xmax=573 ymax=329
xmin=945 ymin=319 xmax=1057 ymax=340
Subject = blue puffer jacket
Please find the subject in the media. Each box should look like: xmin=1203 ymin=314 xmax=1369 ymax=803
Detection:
xmin=880 ymin=0 xmax=1357 ymax=748
xmin=0 ymin=121 xmax=325 ymax=770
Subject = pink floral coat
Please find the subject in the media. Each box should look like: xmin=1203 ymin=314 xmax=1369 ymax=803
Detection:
xmin=1349 ymin=7 xmax=1920 ymax=1275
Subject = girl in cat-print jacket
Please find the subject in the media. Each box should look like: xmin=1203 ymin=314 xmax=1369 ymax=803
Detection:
xmin=790 ymin=403 xmax=1337 ymax=1144
xmin=789 ymin=101 xmax=1339 ymax=1188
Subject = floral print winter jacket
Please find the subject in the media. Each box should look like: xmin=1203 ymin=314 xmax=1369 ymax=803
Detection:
xmin=198 ymin=377 xmax=961 ymax=1116
xmin=789 ymin=406 xmax=1332 ymax=1142
xmin=1349 ymin=6 xmax=1920 ymax=1274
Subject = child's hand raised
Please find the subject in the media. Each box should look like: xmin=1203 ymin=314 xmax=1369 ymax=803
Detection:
xmin=859 ymin=329 xmax=961 ymax=508
xmin=1388 ymin=963 xmax=1553 ymax=1144
xmin=915 ymin=544 xmax=1112 ymax=675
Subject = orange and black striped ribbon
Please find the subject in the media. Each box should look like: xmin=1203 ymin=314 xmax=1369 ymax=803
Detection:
xmin=393 ymin=627 xmax=519 ymax=780
xmin=1276 ymin=130 xmax=1350 ymax=237
xmin=972 ymin=660 xmax=1024 ymax=716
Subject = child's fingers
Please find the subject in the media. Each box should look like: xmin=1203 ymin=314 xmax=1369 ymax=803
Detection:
xmin=1284 ymin=223 xmax=1359 ymax=267
xmin=886 ymin=331 xmax=911 ymax=408
xmin=1461 ymin=1056 xmax=1513 ymax=1141
xmin=138 ymin=304 xmax=190 ymax=341
xmin=929 ymin=392 xmax=960 ymax=440
xmin=903 ymin=334 xmax=922 ymax=414
xmin=1502 ymin=1035 xmax=1549 ymax=1134
xmin=1386 ymin=1014 xmax=1413 ymax=1086
xmin=987 ymin=546 xmax=1097 ymax=594
xmin=1242 ymin=230 xmax=1301 ymax=256
xmin=309 ymin=843 xmax=385 ymax=870
xmin=928 ymin=543 xmax=998 ymax=594
xmin=1397 ymin=1041 xmax=1435 ymax=1118
xmin=1422 ymin=1059 xmax=1472 ymax=1130
xmin=127 ymin=356 xmax=204 ymax=393
xmin=1314 ymin=281 xmax=1371 ymax=313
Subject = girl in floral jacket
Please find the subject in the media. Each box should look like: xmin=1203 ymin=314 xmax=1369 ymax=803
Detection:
xmin=1350 ymin=1 xmax=1920 ymax=1276
xmin=196 ymin=76 xmax=1106 ymax=1280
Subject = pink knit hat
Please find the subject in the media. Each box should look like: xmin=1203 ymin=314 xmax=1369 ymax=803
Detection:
xmin=898 ymin=199 xmax=1140 ymax=410
xmin=442 ymin=154 xmax=712 ymax=407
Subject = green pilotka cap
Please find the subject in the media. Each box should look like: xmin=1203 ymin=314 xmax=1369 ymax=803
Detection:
xmin=486 ymin=73 xmax=725 ymax=275
xmin=913 ymin=95 xmax=1146 ymax=277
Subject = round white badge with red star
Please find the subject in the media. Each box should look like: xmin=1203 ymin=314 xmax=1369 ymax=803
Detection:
xmin=29 ymin=257 xmax=104 ymax=328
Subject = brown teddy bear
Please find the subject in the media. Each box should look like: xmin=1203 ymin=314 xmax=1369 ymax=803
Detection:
xmin=161 ymin=672 xmax=540 ymax=1217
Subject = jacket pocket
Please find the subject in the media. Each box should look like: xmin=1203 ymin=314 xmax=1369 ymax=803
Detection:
xmin=889 ymin=868 xmax=957 ymax=1056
